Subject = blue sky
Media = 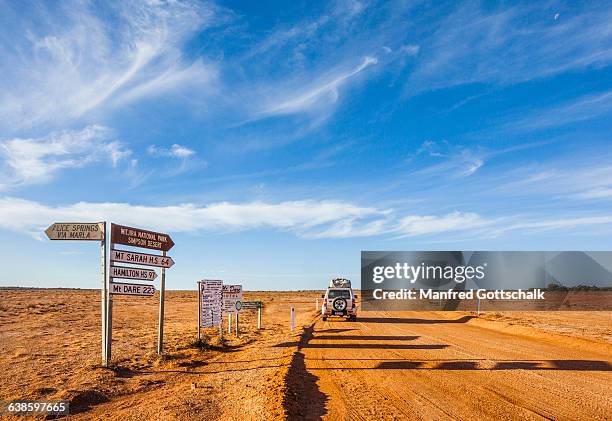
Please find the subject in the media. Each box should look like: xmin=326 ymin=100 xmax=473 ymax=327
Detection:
xmin=1 ymin=0 xmax=611 ymax=290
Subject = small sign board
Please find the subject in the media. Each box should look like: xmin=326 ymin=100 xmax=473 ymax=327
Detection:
xmin=45 ymin=222 xmax=104 ymax=241
xmin=110 ymin=265 xmax=157 ymax=281
xmin=111 ymin=249 xmax=175 ymax=268
xmin=111 ymin=223 xmax=174 ymax=251
xmin=200 ymin=280 xmax=223 ymax=327
xmin=110 ymin=281 xmax=156 ymax=296
xmin=222 ymin=284 xmax=243 ymax=314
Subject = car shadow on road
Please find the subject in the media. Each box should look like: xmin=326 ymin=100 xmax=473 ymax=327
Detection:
xmin=357 ymin=315 xmax=476 ymax=324
xmin=282 ymin=323 xmax=328 ymax=420
xmin=318 ymin=359 xmax=611 ymax=371
xmin=275 ymin=342 xmax=448 ymax=349
xmin=314 ymin=335 xmax=419 ymax=341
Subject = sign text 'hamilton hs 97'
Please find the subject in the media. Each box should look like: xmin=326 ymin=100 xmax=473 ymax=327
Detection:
xmin=111 ymin=224 xmax=174 ymax=252
xmin=110 ymin=265 xmax=157 ymax=281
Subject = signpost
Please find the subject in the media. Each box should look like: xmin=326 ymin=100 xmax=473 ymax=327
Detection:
xmin=45 ymin=222 xmax=107 ymax=365
xmin=110 ymin=249 xmax=174 ymax=268
xmin=108 ymin=223 xmax=175 ymax=363
xmin=199 ymin=280 xmax=223 ymax=338
xmin=110 ymin=281 xmax=156 ymax=296
xmin=110 ymin=265 xmax=157 ymax=281
xmin=242 ymin=301 xmax=263 ymax=332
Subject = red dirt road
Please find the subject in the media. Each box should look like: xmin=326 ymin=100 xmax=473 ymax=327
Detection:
xmin=287 ymin=311 xmax=612 ymax=420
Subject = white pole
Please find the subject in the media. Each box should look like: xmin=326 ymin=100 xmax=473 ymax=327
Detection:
xmin=257 ymin=305 xmax=261 ymax=332
xmin=291 ymin=306 xmax=295 ymax=332
xmin=228 ymin=313 xmax=232 ymax=334
xmin=101 ymin=222 xmax=107 ymax=366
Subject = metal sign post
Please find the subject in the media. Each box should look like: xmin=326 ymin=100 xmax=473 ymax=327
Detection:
xmin=101 ymin=222 xmax=107 ymax=366
xmin=235 ymin=312 xmax=239 ymax=337
xmin=106 ymin=244 xmax=113 ymax=366
xmin=157 ymin=251 xmax=166 ymax=354
xmin=197 ymin=282 xmax=202 ymax=342
xmin=45 ymin=222 xmax=108 ymax=366
xmin=228 ymin=313 xmax=232 ymax=334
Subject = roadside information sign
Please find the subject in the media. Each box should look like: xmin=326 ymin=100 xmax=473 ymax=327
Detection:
xmin=222 ymin=284 xmax=243 ymax=314
xmin=111 ymin=249 xmax=174 ymax=268
xmin=45 ymin=222 xmax=104 ymax=241
xmin=200 ymin=280 xmax=223 ymax=327
xmin=111 ymin=224 xmax=174 ymax=251
xmin=110 ymin=265 xmax=157 ymax=281
xmin=110 ymin=281 xmax=156 ymax=296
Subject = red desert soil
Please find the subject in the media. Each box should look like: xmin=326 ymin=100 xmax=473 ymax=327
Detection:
xmin=0 ymin=289 xmax=610 ymax=420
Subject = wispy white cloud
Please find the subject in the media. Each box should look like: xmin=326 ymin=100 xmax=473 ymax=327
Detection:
xmin=255 ymin=56 xmax=378 ymax=119
xmin=0 ymin=125 xmax=130 ymax=190
xmin=409 ymin=140 xmax=486 ymax=178
xmin=0 ymin=196 xmax=387 ymax=239
xmin=3 ymin=196 xmax=612 ymax=241
xmin=408 ymin=4 xmax=612 ymax=92
xmin=148 ymin=144 xmax=196 ymax=159
xmin=0 ymin=0 xmax=221 ymax=131
xmin=506 ymin=89 xmax=612 ymax=132
xmin=394 ymin=212 xmax=491 ymax=237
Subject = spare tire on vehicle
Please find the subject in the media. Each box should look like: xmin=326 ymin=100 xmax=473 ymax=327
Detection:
xmin=332 ymin=298 xmax=347 ymax=311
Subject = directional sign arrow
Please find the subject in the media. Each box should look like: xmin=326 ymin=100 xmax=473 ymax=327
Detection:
xmin=45 ymin=222 xmax=104 ymax=241
xmin=110 ymin=265 xmax=157 ymax=281
xmin=111 ymin=223 xmax=174 ymax=251
xmin=110 ymin=249 xmax=174 ymax=268
xmin=110 ymin=281 xmax=156 ymax=296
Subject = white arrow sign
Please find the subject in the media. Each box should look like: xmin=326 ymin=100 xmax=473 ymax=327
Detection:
xmin=111 ymin=249 xmax=175 ymax=268
xmin=45 ymin=222 xmax=104 ymax=241
xmin=110 ymin=281 xmax=156 ymax=296
xmin=110 ymin=265 xmax=157 ymax=281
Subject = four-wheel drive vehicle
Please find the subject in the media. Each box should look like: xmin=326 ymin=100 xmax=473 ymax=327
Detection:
xmin=321 ymin=278 xmax=358 ymax=321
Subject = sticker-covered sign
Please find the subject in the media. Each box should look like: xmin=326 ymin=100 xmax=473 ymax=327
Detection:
xmin=222 ymin=284 xmax=243 ymax=314
xmin=200 ymin=280 xmax=223 ymax=327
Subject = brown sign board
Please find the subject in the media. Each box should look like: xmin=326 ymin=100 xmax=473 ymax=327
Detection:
xmin=111 ymin=223 xmax=174 ymax=251
xmin=110 ymin=265 xmax=157 ymax=281
xmin=110 ymin=281 xmax=156 ymax=296
xmin=111 ymin=249 xmax=175 ymax=268
xmin=45 ymin=222 xmax=104 ymax=241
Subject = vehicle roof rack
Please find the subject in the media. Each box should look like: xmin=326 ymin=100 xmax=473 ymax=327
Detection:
xmin=329 ymin=278 xmax=351 ymax=288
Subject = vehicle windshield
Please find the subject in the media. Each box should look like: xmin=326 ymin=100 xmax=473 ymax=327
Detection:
xmin=327 ymin=289 xmax=351 ymax=299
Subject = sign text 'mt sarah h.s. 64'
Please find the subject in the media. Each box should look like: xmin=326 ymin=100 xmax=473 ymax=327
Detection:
xmin=111 ymin=249 xmax=175 ymax=268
